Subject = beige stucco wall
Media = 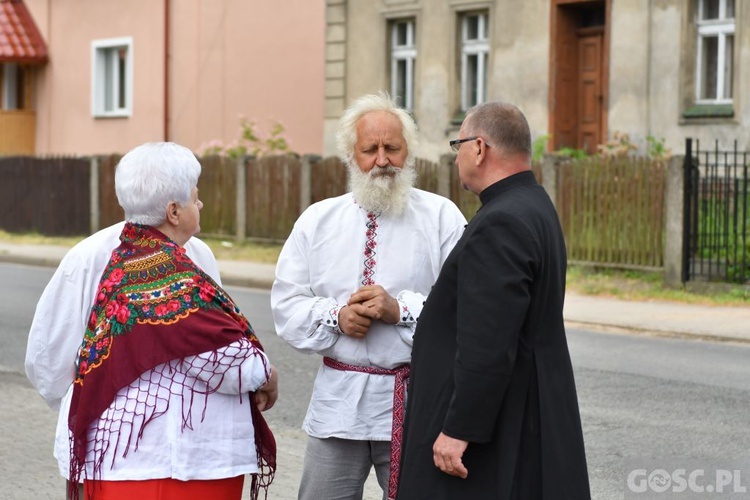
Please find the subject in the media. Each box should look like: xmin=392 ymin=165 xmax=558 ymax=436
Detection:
xmin=324 ymin=0 xmax=551 ymax=162
xmin=608 ymin=0 xmax=651 ymax=147
xmin=328 ymin=0 xmax=750 ymax=161
xmin=487 ymin=1 xmax=549 ymax=148
xmin=25 ymin=0 xmax=325 ymax=156
xmin=597 ymin=0 xmax=750 ymax=154
xmin=674 ymin=0 xmax=750 ymax=152
xmin=644 ymin=0 xmax=683 ymax=150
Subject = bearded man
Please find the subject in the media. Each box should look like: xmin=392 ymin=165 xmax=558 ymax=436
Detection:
xmin=271 ymin=92 xmax=466 ymax=500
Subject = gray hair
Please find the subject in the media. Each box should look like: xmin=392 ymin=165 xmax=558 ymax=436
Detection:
xmin=465 ymin=102 xmax=531 ymax=161
xmin=115 ymin=142 xmax=201 ymax=226
xmin=336 ymin=91 xmax=418 ymax=167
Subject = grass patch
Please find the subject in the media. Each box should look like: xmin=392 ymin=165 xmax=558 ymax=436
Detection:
xmin=566 ymin=265 xmax=749 ymax=306
xmin=201 ymin=237 xmax=282 ymax=264
xmin=0 ymin=229 xmax=86 ymax=247
xmin=0 ymin=229 xmax=284 ymax=265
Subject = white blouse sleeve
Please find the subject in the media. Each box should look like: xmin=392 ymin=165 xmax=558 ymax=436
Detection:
xmin=25 ymin=252 xmax=91 ymax=410
xmin=184 ymin=236 xmax=222 ymax=286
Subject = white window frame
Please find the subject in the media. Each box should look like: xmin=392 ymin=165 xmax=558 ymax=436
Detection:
xmin=91 ymin=37 xmax=133 ymax=118
xmin=2 ymin=63 xmax=20 ymax=110
xmin=695 ymin=0 xmax=734 ymax=104
xmin=390 ymin=19 xmax=417 ymax=112
xmin=460 ymin=12 xmax=489 ymax=112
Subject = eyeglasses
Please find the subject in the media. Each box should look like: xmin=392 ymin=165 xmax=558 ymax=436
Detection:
xmin=449 ymin=136 xmax=490 ymax=153
xmin=449 ymin=137 xmax=477 ymax=152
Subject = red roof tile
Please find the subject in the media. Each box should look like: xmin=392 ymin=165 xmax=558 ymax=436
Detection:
xmin=0 ymin=0 xmax=47 ymax=64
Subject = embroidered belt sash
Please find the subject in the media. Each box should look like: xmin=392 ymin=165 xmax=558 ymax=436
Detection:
xmin=322 ymin=356 xmax=409 ymax=500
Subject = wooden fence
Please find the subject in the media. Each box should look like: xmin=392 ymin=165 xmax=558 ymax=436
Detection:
xmin=0 ymin=156 xmax=90 ymax=236
xmin=0 ymin=153 xmax=670 ymax=272
xmin=557 ymin=156 xmax=666 ymax=269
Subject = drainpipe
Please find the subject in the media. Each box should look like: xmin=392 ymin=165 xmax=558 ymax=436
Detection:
xmin=46 ymin=0 xmax=52 ymax=152
xmin=646 ymin=0 xmax=652 ymax=138
xmin=164 ymin=0 xmax=170 ymax=141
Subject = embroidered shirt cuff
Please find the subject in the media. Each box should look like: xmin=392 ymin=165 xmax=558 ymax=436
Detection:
xmin=396 ymin=299 xmax=416 ymax=326
xmin=324 ymin=305 xmax=343 ymax=334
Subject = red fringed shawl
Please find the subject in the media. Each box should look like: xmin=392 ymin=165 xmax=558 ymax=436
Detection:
xmin=68 ymin=223 xmax=275 ymax=499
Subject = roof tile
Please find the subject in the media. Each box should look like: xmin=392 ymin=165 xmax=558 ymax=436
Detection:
xmin=0 ymin=0 xmax=47 ymax=64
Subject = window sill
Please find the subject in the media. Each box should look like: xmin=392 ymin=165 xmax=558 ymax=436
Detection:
xmin=682 ymin=104 xmax=734 ymax=119
xmin=93 ymin=112 xmax=131 ymax=119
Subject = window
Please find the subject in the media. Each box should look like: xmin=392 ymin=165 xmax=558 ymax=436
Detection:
xmin=1 ymin=63 xmax=25 ymax=110
xmin=460 ymin=12 xmax=489 ymax=112
xmin=390 ymin=19 xmax=416 ymax=111
xmin=91 ymin=37 xmax=133 ymax=117
xmin=695 ymin=0 xmax=734 ymax=104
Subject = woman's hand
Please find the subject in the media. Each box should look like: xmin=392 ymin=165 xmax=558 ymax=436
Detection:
xmin=254 ymin=365 xmax=278 ymax=411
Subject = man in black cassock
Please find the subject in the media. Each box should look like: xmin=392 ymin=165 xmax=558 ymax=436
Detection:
xmin=396 ymin=102 xmax=590 ymax=499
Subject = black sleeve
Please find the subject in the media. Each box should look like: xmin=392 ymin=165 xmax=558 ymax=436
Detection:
xmin=442 ymin=211 xmax=537 ymax=443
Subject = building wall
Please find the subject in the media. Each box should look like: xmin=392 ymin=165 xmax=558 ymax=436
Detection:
xmin=325 ymin=0 xmax=552 ymax=162
xmin=672 ymin=0 xmax=750 ymax=152
xmin=26 ymin=0 xmax=164 ymax=155
xmin=327 ymin=0 xmax=750 ymax=161
xmin=169 ymin=0 xmax=326 ymax=156
xmin=24 ymin=0 xmax=325 ymax=156
xmin=608 ymin=0 xmax=651 ymax=148
xmin=609 ymin=0 xmax=750 ymax=153
xmin=488 ymin=1 xmax=549 ymax=137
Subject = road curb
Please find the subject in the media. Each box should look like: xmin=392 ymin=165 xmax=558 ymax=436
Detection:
xmin=0 ymin=253 xmax=63 ymax=269
xmin=221 ymin=276 xmax=274 ymax=290
xmin=564 ymin=320 xmax=750 ymax=345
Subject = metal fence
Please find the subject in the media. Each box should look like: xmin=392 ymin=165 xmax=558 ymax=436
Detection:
xmin=683 ymin=139 xmax=749 ymax=284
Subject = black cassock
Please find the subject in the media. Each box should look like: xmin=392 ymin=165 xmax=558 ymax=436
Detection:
xmin=397 ymin=171 xmax=590 ymax=500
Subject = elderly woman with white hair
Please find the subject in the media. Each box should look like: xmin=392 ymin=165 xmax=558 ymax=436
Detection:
xmin=271 ymin=93 xmax=466 ymax=500
xmin=26 ymin=142 xmax=277 ymax=500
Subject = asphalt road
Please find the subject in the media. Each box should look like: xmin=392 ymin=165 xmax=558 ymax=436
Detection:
xmin=2 ymin=262 xmax=750 ymax=499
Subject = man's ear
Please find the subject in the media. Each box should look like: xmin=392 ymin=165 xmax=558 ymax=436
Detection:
xmin=476 ymin=138 xmax=488 ymax=166
xmin=165 ymin=201 xmax=180 ymax=226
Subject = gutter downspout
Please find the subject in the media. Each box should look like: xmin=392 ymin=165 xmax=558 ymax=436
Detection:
xmin=646 ymin=0 xmax=652 ymax=138
xmin=164 ymin=0 xmax=170 ymax=141
xmin=46 ymin=0 xmax=52 ymax=152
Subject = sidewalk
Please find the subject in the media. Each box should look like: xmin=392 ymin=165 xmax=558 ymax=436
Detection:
xmin=1 ymin=239 xmax=748 ymax=344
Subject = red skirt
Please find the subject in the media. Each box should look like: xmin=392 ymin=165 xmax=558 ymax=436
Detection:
xmin=83 ymin=475 xmax=244 ymax=500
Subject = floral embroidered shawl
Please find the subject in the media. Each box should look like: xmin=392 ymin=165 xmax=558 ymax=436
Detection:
xmin=68 ymin=223 xmax=275 ymax=499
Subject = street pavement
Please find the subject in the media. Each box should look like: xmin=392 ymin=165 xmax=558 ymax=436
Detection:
xmin=1 ymin=238 xmax=749 ymax=500
xmin=2 ymin=239 xmax=747 ymax=344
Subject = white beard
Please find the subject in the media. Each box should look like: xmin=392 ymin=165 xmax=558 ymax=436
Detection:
xmin=348 ymin=161 xmax=416 ymax=217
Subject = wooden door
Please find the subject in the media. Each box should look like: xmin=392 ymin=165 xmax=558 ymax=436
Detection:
xmin=549 ymin=0 xmax=609 ymax=153
xmin=577 ymin=28 xmax=603 ymax=154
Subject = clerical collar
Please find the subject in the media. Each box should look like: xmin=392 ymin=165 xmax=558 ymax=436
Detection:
xmin=479 ymin=170 xmax=536 ymax=206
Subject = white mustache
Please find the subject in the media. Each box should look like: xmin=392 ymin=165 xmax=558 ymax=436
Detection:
xmin=369 ymin=165 xmax=400 ymax=177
